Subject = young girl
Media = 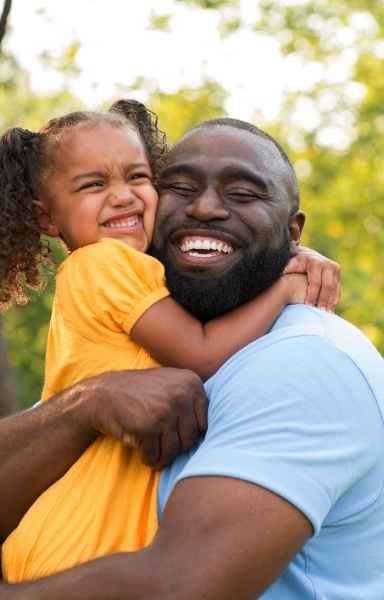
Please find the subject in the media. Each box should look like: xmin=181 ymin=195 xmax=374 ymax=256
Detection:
xmin=0 ymin=100 xmax=338 ymax=581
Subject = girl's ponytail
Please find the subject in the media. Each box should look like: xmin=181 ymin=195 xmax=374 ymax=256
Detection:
xmin=0 ymin=127 xmax=48 ymax=308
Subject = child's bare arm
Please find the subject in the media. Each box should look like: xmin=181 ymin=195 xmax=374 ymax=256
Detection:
xmin=132 ymin=275 xmax=306 ymax=382
xmin=284 ymin=246 xmax=340 ymax=311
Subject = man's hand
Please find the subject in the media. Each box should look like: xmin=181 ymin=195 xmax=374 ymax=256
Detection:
xmin=77 ymin=368 xmax=208 ymax=469
xmin=284 ymin=246 xmax=341 ymax=311
xmin=0 ymin=368 xmax=207 ymax=540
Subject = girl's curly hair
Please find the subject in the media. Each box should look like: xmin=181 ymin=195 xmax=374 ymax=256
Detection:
xmin=108 ymin=99 xmax=168 ymax=188
xmin=0 ymin=99 xmax=168 ymax=310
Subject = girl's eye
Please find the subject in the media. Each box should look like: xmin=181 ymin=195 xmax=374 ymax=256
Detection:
xmin=80 ymin=181 xmax=103 ymax=190
xmin=129 ymin=172 xmax=151 ymax=182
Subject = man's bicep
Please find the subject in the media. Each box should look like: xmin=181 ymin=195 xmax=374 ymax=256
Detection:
xmin=151 ymin=475 xmax=312 ymax=600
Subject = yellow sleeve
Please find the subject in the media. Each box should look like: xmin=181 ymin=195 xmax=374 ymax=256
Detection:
xmin=56 ymin=239 xmax=170 ymax=337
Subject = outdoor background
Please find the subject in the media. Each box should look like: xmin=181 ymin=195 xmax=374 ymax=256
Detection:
xmin=0 ymin=0 xmax=383 ymax=412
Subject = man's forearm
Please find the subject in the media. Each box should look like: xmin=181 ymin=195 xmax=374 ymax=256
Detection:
xmin=0 ymin=368 xmax=208 ymax=543
xmin=0 ymin=384 xmax=96 ymax=541
xmin=0 ymin=476 xmax=311 ymax=600
xmin=0 ymin=554 xmax=137 ymax=600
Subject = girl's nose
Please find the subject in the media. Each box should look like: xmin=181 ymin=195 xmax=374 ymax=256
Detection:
xmin=108 ymin=182 xmax=135 ymax=207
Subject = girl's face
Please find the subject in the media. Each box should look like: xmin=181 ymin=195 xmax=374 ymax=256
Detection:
xmin=35 ymin=124 xmax=158 ymax=253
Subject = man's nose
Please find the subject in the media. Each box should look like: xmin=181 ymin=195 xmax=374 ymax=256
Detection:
xmin=184 ymin=190 xmax=230 ymax=221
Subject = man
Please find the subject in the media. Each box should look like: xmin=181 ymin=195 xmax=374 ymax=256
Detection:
xmin=0 ymin=118 xmax=383 ymax=599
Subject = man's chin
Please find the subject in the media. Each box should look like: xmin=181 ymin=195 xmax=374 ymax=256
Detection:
xmin=150 ymin=233 xmax=291 ymax=323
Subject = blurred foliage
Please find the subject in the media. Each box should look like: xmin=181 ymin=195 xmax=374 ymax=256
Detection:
xmin=148 ymin=81 xmax=227 ymax=145
xmin=0 ymin=44 xmax=85 ymax=132
xmin=0 ymin=44 xmax=81 ymax=407
xmin=253 ymin=0 xmax=384 ymax=348
xmin=3 ymin=239 xmax=66 ymax=408
xmin=2 ymin=0 xmax=384 ymax=408
xmin=148 ymin=12 xmax=172 ymax=32
xmin=175 ymin=0 xmax=237 ymax=8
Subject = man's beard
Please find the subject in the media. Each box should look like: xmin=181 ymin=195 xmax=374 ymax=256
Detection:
xmin=150 ymin=229 xmax=291 ymax=322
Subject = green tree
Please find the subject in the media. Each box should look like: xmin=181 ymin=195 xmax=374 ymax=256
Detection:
xmin=0 ymin=10 xmax=83 ymax=409
xmin=2 ymin=0 xmax=384 ymax=410
xmin=148 ymin=79 xmax=227 ymax=145
xmin=152 ymin=0 xmax=384 ymax=354
xmin=0 ymin=0 xmax=18 ymax=414
xmin=253 ymin=0 xmax=384 ymax=349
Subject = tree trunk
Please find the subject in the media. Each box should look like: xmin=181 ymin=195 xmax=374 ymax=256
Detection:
xmin=0 ymin=0 xmax=12 ymax=50
xmin=0 ymin=0 xmax=17 ymax=414
xmin=0 ymin=322 xmax=19 ymax=416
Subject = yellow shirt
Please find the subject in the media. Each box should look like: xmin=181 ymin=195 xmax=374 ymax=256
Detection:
xmin=3 ymin=239 xmax=170 ymax=581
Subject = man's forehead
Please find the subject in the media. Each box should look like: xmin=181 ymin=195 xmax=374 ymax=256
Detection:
xmin=167 ymin=125 xmax=284 ymax=170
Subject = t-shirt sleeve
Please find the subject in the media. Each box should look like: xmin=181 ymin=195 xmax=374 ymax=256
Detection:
xmin=58 ymin=239 xmax=170 ymax=334
xmin=173 ymin=334 xmax=382 ymax=535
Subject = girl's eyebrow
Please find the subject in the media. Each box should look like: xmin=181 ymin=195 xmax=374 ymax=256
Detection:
xmin=71 ymin=170 xmax=104 ymax=182
xmin=71 ymin=163 xmax=151 ymax=182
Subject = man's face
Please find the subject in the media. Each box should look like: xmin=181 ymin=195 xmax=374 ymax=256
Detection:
xmin=151 ymin=125 xmax=304 ymax=321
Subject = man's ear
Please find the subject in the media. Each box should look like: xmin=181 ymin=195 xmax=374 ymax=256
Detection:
xmin=288 ymin=211 xmax=305 ymax=256
xmin=32 ymin=200 xmax=60 ymax=238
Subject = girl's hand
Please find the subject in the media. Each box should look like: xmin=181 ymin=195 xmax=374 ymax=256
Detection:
xmin=282 ymin=273 xmax=308 ymax=306
xmin=284 ymin=247 xmax=340 ymax=311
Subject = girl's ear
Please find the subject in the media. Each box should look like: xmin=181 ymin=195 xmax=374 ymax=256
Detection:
xmin=32 ymin=200 xmax=61 ymax=238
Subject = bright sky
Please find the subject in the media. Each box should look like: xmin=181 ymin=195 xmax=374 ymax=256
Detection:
xmin=6 ymin=0 xmax=286 ymax=122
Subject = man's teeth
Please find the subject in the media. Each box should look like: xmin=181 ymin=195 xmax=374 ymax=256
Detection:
xmin=105 ymin=216 xmax=139 ymax=228
xmin=179 ymin=240 xmax=234 ymax=254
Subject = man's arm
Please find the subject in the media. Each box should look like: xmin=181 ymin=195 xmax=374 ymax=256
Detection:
xmin=0 ymin=476 xmax=312 ymax=599
xmin=0 ymin=368 xmax=207 ymax=541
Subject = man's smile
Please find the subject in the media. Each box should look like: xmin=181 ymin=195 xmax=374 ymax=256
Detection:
xmin=179 ymin=236 xmax=234 ymax=257
xmin=163 ymin=228 xmax=241 ymax=274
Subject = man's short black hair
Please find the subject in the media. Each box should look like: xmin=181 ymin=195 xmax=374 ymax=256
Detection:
xmin=191 ymin=117 xmax=293 ymax=166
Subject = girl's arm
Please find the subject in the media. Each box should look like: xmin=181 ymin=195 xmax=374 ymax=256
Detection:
xmin=132 ymin=273 xmax=305 ymax=382
xmin=284 ymin=247 xmax=341 ymax=311
xmin=133 ymin=250 xmax=341 ymax=382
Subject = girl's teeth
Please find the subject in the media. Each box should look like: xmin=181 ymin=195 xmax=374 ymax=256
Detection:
xmin=107 ymin=217 xmax=138 ymax=228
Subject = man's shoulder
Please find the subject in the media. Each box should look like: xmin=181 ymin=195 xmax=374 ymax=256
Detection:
xmin=208 ymin=305 xmax=384 ymax=400
xmin=269 ymin=305 xmax=378 ymax=357
xmin=271 ymin=305 xmax=384 ymax=380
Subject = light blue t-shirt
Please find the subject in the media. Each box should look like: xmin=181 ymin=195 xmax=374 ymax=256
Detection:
xmin=158 ymin=305 xmax=384 ymax=599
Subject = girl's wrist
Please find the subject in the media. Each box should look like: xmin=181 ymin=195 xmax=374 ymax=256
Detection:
xmin=270 ymin=276 xmax=292 ymax=307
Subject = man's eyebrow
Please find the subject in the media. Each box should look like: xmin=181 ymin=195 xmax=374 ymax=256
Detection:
xmin=219 ymin=166 xmax=269 ymax=190
xmin=161 ymin=164 xmax=202 ymax=179
xmin=161 ymin=163 xmax=271 ymax=192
